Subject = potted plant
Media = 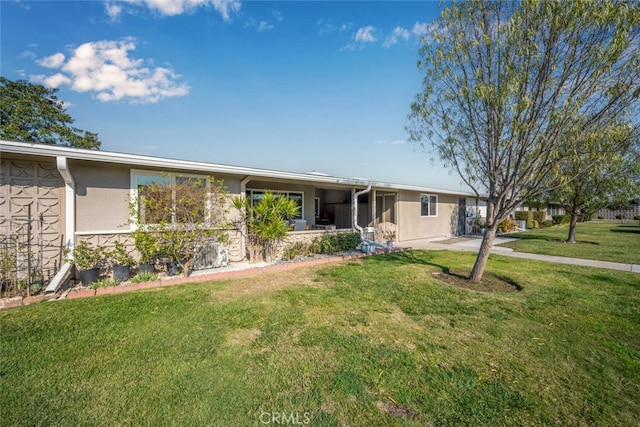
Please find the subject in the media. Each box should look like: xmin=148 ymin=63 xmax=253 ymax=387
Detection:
xmin=476 ymin=216 xmax=486 ymax=234
xmin=72 ymin=240 xmax=104 ymax=286
xmin=109 ymin=241 xmax=135 ymax=283
xmin=381 ymin=228 xmax=396 ymax=248
xmin=131 ymin=229 xmax=159 ymax=273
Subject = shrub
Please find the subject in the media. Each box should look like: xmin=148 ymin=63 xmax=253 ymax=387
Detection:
xmin=72 ymin=241 xmax=104 ymax=270
xmin=532 ymin=211 xmax=546 ymax=223
xmin=597 ymin=215 xmax=605 ymax=220
xmin=282 ymin=242 xmax=311 ymax=261
xmin=514 ymin=211 xmax=534 ymax=229
xmin=109 ymin=241 xmax=135 ymax=267
xmin=615 ymin=214 xmax=625 ymax=220
xmin=532 ymin=220 xmax=539 ymax=229
xmin=542 ymin=220 xmax=554 ymax=228
xmin=129 ymin=271 xmax=158 ymax=283
xmin=308 ymin=232 xmax=362 ymax=255
xmin=90 ymin=278 xmax=118 ymax=290
xmin=552 ymin=214 xmax=571 ymax=225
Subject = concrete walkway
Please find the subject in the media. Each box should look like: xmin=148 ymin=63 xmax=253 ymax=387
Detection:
xmin=400 ymin=237 xmax=640 ymax=273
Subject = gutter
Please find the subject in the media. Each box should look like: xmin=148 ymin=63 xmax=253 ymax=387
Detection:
xmin=352 ymin=183 xmax=372 ymax=238
xmin=44 ymin=156 xmax=75 ymax=296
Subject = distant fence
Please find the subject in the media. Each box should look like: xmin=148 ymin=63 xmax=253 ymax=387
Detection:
xmin=596 ymin=206 xmax=640 ymax=220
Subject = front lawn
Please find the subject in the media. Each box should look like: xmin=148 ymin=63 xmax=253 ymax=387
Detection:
xmin=499 ymin=221 xmax=640 ymax=264
xmin=2 ymin=251 xmax=639 ymax=426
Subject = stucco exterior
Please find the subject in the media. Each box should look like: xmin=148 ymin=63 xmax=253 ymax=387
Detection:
xmin=1 ymin=140 xmax=481 ymax=280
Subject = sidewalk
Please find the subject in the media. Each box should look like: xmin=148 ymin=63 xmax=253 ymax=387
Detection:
xmin=401 ymin=237 xmax=640 ymax=274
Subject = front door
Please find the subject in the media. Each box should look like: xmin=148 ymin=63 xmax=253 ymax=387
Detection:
xmin=458 ymin=198 xmax=466 ymax=235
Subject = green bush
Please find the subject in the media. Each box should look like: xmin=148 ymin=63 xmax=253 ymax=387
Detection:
xmin=532 ymin=211 xmax=546 ymax=223
xmin=308 ymin=232 xmax=362 ymax=255
xmin=598 ymin=215 xmax=606 ymax=220
xmin=514 ymin=211 xmax=534 ymax=229
xmin=90 ymin=278 xmax=118 ymax=290
xmin=130 ymin=271 xmax=158 ymax=283
xmin=542 ymin=220 xmax=554 ymax=228
xmin=532 ymin=220 xmax=539 ymax=229
xmin=552 ymin=214 xmax=571 ymax=225
xmin=282 ymin=241 xmax=311 ymax=261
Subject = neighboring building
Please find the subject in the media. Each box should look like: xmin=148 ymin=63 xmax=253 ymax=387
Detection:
xmin=1 ymin=139 xmax=482 ymax=281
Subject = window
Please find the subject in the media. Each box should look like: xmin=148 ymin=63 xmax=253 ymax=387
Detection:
xmin=420 ymin=194 xmax=438 ymax=217
xmin=132 ymin=171 xmax=209 ymax=225
xmin=246 ymin=189 xmax=303 ymax=219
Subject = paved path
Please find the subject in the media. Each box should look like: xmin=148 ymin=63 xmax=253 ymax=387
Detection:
xmin=400 ymin=237 xmax=640 ymax=273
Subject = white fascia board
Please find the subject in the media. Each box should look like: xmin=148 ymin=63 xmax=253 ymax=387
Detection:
xmin=0 ymin=139 xmax=477 ymax=197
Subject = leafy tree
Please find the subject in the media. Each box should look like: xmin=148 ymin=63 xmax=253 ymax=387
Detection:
xmin=0 ymin=77 xmax=101 ymax=149
xmin=233 ymin=192 xmax=301 ymax=262
xmin=547 ymin=124 xmax=640 ymax=243
xmin=408 ymin=0 xmax=640 ymax=282
xmin=134 ymin=176 xmax=231 ymax=276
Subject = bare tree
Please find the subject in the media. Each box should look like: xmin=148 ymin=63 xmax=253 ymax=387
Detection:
xmin=408 ymin=0 xmax=640 ymax=282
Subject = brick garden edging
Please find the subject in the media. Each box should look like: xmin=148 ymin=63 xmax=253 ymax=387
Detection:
xmin=1 ymin=248 xmax=409 ymax=309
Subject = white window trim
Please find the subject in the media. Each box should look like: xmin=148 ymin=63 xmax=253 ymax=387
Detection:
xmin=420 ymin=194 xmax=438 ymax=217
xmin=246 ymin=188 xmax=304 ymax=219
xmin=130 ymin=169 xmax=211 ymax=229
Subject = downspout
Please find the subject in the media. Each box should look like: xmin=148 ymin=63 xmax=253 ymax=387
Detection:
xmin=44 ymin=156 xmax=75 ymax=296
xmin=352 ymin=183 xmax=372 ymax=239
xmin=239 ymin=176 xmax=252 ymax=261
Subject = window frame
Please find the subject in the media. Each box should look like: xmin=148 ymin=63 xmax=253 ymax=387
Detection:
xmin=420 ymin=194 xmax=438 ymax=217
xmin=130 ymin=169 xmax=212 ymax=228
xmin=245 ymin=188 xmax=304 ymax=220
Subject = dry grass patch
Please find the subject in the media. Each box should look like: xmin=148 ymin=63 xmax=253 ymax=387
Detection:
xmin=210 ymin=264 xmax=329 ymax=302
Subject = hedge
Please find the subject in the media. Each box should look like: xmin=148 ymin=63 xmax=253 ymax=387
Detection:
xmin=532 ymin=211 xmax=546 ymax=223
xmin=514 ymin=211 xmax=534 ymax=229
xmin=552 ymin=214 xmax=571 ymax=225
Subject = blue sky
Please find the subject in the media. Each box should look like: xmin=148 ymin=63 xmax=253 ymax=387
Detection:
xmin=1 ymin=0 xmax=465 ymax=191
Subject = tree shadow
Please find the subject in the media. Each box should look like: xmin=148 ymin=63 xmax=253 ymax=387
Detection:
xmin=365 ymin=251 xmax=523 ymax=292
xmin=611 ymin=228 xmax=640 ymax=235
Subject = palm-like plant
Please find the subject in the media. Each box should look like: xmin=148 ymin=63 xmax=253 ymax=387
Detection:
xmin=233 ymin=192 xmax=301 ymax=262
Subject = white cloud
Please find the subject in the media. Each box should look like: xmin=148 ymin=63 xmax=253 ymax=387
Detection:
xmin=19 ymin=50 xmax=37 ymax=60
xmin=37 ymin=52 xmax=66 ymax=68
xmin=245 ymin=17 xmax=275 ymax=32
xmin=104 ymin=0 xmax=241 ymax=21
xmin=104 ymin=1 xmax=122 ymax=20
xmin=257 ymin=20 xmax=274 ymax=31
xmin=32 ymin=39 xmax=189 ymax=104
xmin=412 ymin=21 xmax=430 ymax=36
xmin=382 ymin=26 xmax=410 ymax=48
xmin=272 ymin=9 xmax=283 ymax=22
xmin=354 ymin=26 xmax=376 ymax=43
xmin=317 ymin=19 xmax=352 ymax=35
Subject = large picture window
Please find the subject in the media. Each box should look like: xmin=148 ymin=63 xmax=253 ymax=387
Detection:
xmin=420 ymin=194 xmax=438 ymax=217
xmin=132 ymin=171 xmax=209 ymax=225
xmin=246 ymin=189 xmax=303 ymax=219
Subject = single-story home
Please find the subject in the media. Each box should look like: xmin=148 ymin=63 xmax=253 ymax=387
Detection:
xmin=1 ymin=139 xmax=485 ymax=284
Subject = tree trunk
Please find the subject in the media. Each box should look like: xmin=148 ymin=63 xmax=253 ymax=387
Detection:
xmin=566 ymin=208 xmax=579 ymax=243
xmin=469 ymin=226 xmax=497 ymax=282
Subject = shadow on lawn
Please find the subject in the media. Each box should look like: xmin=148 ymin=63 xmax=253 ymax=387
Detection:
xmin=365 ymin=251 xmax=523 ymax=292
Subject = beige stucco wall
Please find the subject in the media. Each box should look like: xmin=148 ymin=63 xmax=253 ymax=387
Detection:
xmin=72 ymin=160 xmax=131 ymax=233
xmin=396 ymin=190 xmax=460 ymax=242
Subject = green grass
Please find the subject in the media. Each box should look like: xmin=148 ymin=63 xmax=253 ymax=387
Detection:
xmin=499 ymin=221 xmax=640 ymax=264
xmin=2 ymin=251 xmax=639 ymax=426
